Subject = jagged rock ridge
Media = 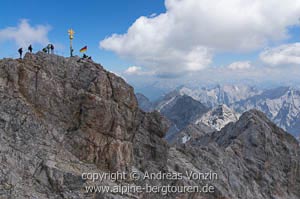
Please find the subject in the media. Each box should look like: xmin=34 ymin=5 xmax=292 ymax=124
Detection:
xmin=170 ymin=110 xmax=300 ymax=199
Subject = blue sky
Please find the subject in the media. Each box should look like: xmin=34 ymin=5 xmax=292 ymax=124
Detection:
xmin=1 ymin=0 xmax=300 ymax=99
xmin=0 ymin=0 xmax=165 ymax=70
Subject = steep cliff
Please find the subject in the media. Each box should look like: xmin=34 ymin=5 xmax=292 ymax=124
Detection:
xmin=0 ymin=53 xmax=169 ymax=198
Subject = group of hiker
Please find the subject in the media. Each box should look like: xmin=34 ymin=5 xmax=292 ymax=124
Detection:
xmin=18 ymin=44 xmax=55 ymax=59
xmin=17 ymin=44 xmax=92 ymax=61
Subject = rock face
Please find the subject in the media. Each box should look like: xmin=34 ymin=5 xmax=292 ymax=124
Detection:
xmin=169 ymin=110 xmax=300 ymax=199
xmin=3 ymin=52 xmax=140 ymax=172
xmin=159 ymin=95 xmax=208 ymax=131
xmin=195 ymin=104 xmax=240 ymax=131
xmin=168 ymin=123 xmax=214 ymax=145
xmin=0 ymin=53 xmax=169 ymax=198
xmin=0 ymin=53 xmax=300 ymax=199
xmin=157 ymin=95 xmax=209 ymax=141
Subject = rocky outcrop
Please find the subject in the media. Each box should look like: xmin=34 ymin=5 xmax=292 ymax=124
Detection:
xmin=0 ymin=52 xmax=169 ymax=198
xmin=168 ymin=123 xmax=214 ymax=145
xmin=3 ymin=52 xmax=140 ymax=172
xmin=172 ymin=110 xmax=300 ymax=199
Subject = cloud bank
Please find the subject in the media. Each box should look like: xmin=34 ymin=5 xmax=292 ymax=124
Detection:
xmin=124 ymin=66 xmax=142 ymax=75
xmin=260 ymin=43 xmax=300 ymax=66
xmin=100 ymin=0 xmax=300 ymax=75
xmin=228 ymin=61 xmax=252 ymax=70
xmin=0 ymin=19 xmax=50 ymax=47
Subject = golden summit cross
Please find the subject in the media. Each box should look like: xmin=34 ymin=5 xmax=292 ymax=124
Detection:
xmin=68 ymin=29 xmax=75 ymax=57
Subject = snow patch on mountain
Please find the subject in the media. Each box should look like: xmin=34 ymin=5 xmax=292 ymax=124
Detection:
xmin=157 ymin=96 xmax=177 ymax=112
xmin=195 ymin=104 xmax=240 ymax=131
xmin=182 ymin=135 xmax=191 ymax=144
xmin=178 ymin=85 xmax=261 ymax=107
xmin=233 ymin=87 xmax=300 ymax=136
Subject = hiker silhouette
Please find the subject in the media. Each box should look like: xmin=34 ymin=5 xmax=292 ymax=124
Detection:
xmin=47 ymin=44 xmax=51 ymax=54
xmin=28 ymin=45 xmax=33 ymax=53
xmin=50 ymin=44 xmax=54 ymax=54
xmin=18 ymin=48 xmax=23 ymax=59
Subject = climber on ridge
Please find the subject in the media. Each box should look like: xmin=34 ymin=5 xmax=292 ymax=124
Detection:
xmin=28 ymin=45 xmax=33 ymax=53
xmin=47 ymin=44 xmax=51 ymax=54
xmin=18 ymin=48 xmax=23 ymax=59
xmin=50 ymin=44 xmax=54 ymax=54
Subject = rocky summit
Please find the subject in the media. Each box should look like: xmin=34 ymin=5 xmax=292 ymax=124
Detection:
xmin=195 ymin=104 xmax=240 ymax=131
xmin=0 ymin=52 xmax=169 ymax=198
xmin=0 ymin=52 xmax=300 ymax=199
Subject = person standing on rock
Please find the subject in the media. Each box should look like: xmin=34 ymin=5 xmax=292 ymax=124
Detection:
xmin=18 ymin=48 xmax=23 ymax=59
xmin=47 ymin=44 xmax=51 ymax=54
xmin=50 ymin=44 xmax=54 ymax=54
xmin=28 ymin=45 xmax=33 ymax=53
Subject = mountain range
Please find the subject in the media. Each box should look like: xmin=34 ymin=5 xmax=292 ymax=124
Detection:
xmin=233 ymin=86 xmax=300 ymax=136
xmin=137 ymin=85 xmax=300 ymax=138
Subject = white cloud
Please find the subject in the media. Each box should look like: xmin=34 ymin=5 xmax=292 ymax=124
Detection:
xmin=100 ymin=0 xmax=300 ymax=76
xmin=124 ymin=66 xmax=142 ymax=75
xmin=0 ymin=19 xmax=50 ymax=47
xmin=124 ymin=66 xmax=155 ymax=76
xmin=228 ymin=61 xmax=251 ymax=70
xmin=260 ymin=43 xmax=300 ymax=66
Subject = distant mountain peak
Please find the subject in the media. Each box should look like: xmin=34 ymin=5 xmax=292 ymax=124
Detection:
xmin=195 ymin=104 xmax=240 ymax=131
